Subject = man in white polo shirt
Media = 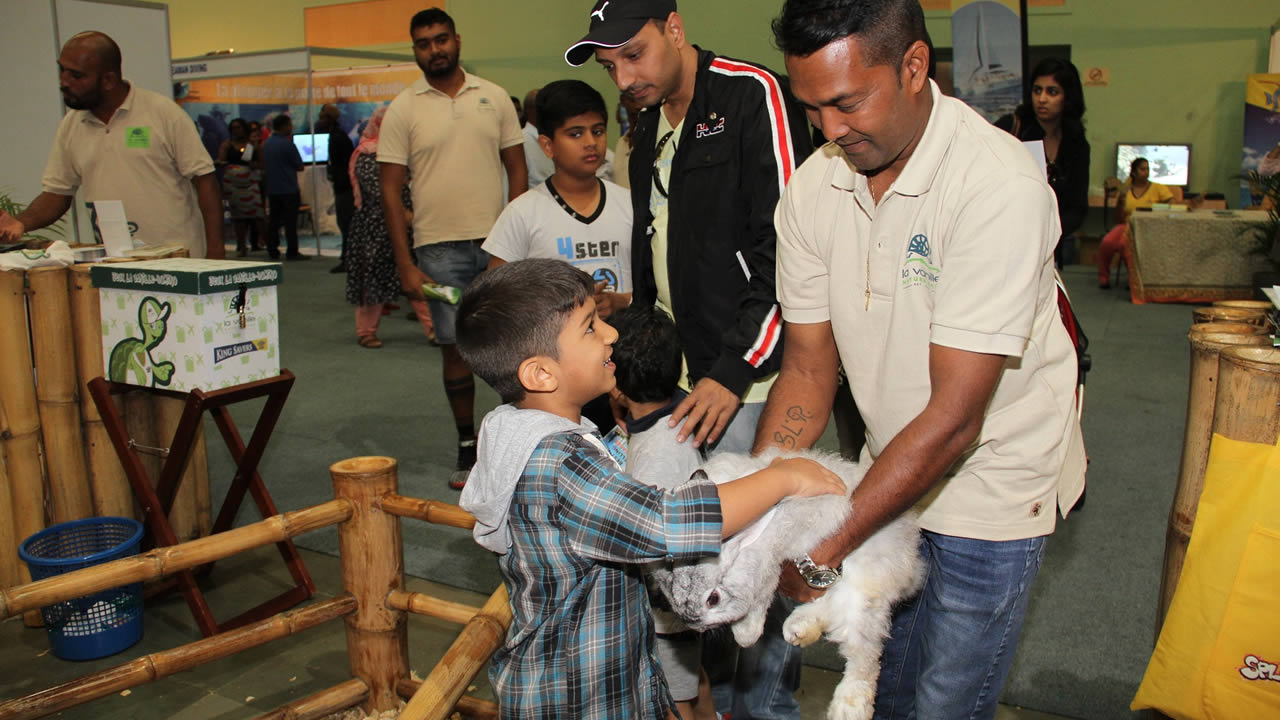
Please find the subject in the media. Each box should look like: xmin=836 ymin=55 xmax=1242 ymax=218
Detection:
xmin=0 ymin=32 xmax=222 ymax=258
xmin=379 ymin=7 xmax=527 ymax=490
xmin=758 ymin=1 xmax=1086 ymax=717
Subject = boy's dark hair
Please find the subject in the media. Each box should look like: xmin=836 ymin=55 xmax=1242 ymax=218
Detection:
xmin=772 ymin=0 xmax=926 ymax=67
xmin=535 ymin=79 xmax=607 ymax=139
xmin=607 ymin=305 xmax=682 ymax=404
xmin=457 ymin=259 xmax=595 ymax=404
xmin=271 ymin=114 xmax=291 ymax=131
xmin=410 ymin=7 xmax=455 ymax=35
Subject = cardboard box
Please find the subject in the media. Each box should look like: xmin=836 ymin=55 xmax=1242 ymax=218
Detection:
xmin=91 ymin=259 xmax=283 ymax=391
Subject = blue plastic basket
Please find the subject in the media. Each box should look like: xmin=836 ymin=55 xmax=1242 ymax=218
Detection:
xmin=19 ymin=517 xmax=145 ymax=661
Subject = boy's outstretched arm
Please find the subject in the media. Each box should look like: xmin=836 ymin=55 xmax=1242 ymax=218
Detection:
xmin=715 ymin=457 xmax=844 ymax=538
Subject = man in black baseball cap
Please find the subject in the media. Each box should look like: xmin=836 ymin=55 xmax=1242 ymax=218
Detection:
xmin=564 ymin=0 xmax=676 ymax=67
xmin=564 ymin=3 xmax=814 ymax=719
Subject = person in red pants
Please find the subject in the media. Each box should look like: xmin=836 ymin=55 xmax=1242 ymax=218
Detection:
xmin=1098 ymin=157 xmax=1176 ymax=288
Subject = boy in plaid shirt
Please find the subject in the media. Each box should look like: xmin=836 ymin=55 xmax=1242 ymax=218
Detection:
xmin=456 ymin=259 xmax=843 ymax=720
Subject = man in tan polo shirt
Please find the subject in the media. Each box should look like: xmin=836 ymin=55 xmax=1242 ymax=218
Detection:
xmin=379 ymin=8 xmax=527 ymax=491
xmin=0 ymin=32 xmax=223 ymax=258
xmin=758 ymin=1 xmax=1086 ymax=717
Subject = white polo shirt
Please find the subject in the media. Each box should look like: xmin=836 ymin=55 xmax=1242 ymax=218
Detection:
xmin=775 ymin=81 xmax=1085 ymax=541
xmin=42 ymin=84 xmax=214 ymax=257
xmin=378 ymin=73 xmax=524 ymax=247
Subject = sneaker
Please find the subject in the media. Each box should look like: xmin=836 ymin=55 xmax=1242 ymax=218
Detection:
xmin=449 ymin=438 xmax=477 ymax=490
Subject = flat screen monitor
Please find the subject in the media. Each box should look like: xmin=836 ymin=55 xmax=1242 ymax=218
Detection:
xmin=1116 ymin=143 xmax=1191 ymax=186
xmin=293 ymin=133 xmax=329 ymax=164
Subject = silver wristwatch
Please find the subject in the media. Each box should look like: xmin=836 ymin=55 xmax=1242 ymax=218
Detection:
xmin=795 ymin=554 xmax=842 ymax=590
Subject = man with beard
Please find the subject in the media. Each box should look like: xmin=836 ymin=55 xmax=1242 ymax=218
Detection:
xmin=565 ymin=2 xmax=811 ymax=718
xmin=379 ymin=7 xmax=527 ymax=490
xmin=0 ymin=31 xmax=223 ymax=257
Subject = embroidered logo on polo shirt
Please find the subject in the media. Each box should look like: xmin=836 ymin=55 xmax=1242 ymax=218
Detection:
xmin=477 ymin=97 xmax=495 ymax=113
xmin=125 ymin=127 xmax=151 ymax=149
xmin=901 ymin=233 xmax=940 ymax=293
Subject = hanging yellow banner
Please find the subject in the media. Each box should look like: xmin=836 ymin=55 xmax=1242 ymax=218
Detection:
xmin=177 ymin=65 xmax=421 ymax=106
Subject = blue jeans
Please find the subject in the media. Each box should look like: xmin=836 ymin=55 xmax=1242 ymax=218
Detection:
xmin=414 ymin=240 xmax=488 ymax=345
xmin=874 ymin=532 xmax=1047 ymax=720
xmin=703 ymin=400 xmax=803 ymax=720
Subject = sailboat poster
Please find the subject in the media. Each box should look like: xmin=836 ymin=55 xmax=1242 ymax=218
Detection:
xmin=951 ymin=0 xmax=1024 ymax=122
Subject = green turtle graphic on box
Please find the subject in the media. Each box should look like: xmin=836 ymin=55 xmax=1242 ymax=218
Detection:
xmin=108 ymin=297 xmax=176 ymax=387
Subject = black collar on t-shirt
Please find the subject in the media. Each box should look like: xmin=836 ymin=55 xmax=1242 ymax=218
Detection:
xmin=624 ymin=390 xmax=688 ymax=434
xmin=545 ymin=177 xmax=606 ymax=224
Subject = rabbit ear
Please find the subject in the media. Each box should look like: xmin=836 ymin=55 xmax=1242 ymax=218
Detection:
xmin=732 ymin=602 xmax=769 ymax=646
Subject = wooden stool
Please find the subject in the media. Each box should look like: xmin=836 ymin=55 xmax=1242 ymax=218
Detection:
xmin=87 ymin=370 xmax=315 ymax=637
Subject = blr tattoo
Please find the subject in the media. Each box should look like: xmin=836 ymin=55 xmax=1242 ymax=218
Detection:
xmin=773 ymin=405 xmax=815 ymax=448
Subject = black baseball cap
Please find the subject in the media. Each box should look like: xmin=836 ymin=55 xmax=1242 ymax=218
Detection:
xmin=564 ymin=0 xmax=676 ymax=67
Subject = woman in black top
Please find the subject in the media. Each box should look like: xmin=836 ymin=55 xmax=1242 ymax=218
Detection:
xmin=997 ymin=58 xmax=1089 ymax=268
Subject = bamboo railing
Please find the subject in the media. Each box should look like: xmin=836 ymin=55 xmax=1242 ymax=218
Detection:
xmin=1 ymin=456 xmax=511 ymax=720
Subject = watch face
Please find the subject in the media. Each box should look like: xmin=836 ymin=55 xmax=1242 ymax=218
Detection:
xmin=805 ymin=569 xmax=840 ymax=589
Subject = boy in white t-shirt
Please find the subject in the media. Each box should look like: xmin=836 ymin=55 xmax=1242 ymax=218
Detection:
xmin=484 ymin=79 xmax=632 ymax=318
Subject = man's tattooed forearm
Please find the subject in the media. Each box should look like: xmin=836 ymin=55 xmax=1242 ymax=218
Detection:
xmin=773 ymin=405 xmax=816 ymax=448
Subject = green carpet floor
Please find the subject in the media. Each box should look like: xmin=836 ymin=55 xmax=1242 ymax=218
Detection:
xmin=206 ymin=256 xmax=1194 ymax=719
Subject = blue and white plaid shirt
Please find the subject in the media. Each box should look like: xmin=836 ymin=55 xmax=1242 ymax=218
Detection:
xmin=490 ymin=430 xmax=722 ymax=719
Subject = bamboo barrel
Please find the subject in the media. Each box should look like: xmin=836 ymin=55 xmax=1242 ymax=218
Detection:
xmin=1187 ymin=322 xmax=1267 ymax=337
xmin=1212 ymin=347 xmax=1280 ymax=445
xmin=331 ymin=456 xmax=410 ymax=714
xmin=1157 ymin=327 xmax=1273 ymax=635
xmin=1191 ymin=306 xmax=1266 ymax=326
xmin=68 ymin=265 xmax=133 ymax=519
xmin=150 ymin=395 xmax=203 ymax=542
xmin=1212 ymin=300 xmax=1276 ymax=332
xmin=0 ymin=269 xmax=47 ymax=625
xmin=27 ymin=267 xmax=93 ymax=523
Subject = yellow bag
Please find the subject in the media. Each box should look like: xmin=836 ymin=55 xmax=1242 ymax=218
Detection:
xmin=1132 ymin=433 xmax=1280 ymax=718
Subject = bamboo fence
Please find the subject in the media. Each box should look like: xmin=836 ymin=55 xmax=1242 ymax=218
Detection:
xmin=1 ymin=259 xmax=212 ymax=610
xmin=0 ymin=456 xmax=510 ymax=720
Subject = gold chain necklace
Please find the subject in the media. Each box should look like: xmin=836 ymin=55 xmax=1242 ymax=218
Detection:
xmin=864 ymin=173 xmax=876 ymax=310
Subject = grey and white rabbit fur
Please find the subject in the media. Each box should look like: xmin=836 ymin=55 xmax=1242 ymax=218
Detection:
xmin=651 ymin=448 xmax=925 ymax=720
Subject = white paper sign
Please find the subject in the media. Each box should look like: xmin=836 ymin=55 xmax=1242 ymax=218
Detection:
xmin=92 ymin=201 xmax=134 ymax=257
xmin=1022 ymin=140 xmax=1048 ymax=181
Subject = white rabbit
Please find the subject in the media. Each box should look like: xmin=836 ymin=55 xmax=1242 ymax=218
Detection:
xmin=651 ymin=448 xmax=925 ymax=720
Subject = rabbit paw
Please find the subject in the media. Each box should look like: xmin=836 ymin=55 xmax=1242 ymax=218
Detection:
xmin=827 ymin=675 xmax=875 ymax=720
xmin=782 ymin=604 xmax=825 ymax=647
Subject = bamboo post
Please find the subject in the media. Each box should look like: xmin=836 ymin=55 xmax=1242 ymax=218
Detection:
xmin=1191 ymin=306 xmax=1266 ymax=326
xmin=67 ymin=265 xmax=133 ymax=519
xmin=0 ymin=452 xmax=21 ymax=590
xmin=399 ymin=584 xmax=512 ymax=720
xmin=151 ymin=395 xmax=203 ymax=542
xmin=27 ymin=267 xmax=93 ymax=523
xmin=0 ymin=595 xmax=357 ymax=720
xmin=251 ymin=678 xmax=369 ymax=720
xmin=0 ymin=269 xmax=47 ymax=626
xmin=1212 ymin=347 xmax=1280 ymax=445
xmin=331 ymin=456 xmax=410 ymax=714
xmin=1157 ymin=327 xmax=1272 ymax=635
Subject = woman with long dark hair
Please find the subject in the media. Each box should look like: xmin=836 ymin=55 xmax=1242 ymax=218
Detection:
xmin=997 ymin=58 xmax=1089 ymax=268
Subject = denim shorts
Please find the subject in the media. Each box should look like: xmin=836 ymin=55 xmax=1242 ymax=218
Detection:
xmin=414 ymin=239 xmax=488 ymax=345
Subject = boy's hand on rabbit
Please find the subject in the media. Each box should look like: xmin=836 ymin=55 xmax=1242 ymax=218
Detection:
xmin=769 ymin=457 xmax=846 ymax=498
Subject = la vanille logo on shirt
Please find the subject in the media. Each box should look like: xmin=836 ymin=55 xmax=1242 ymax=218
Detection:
xmin=902 ymin=233 xmax=939 ymax=292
